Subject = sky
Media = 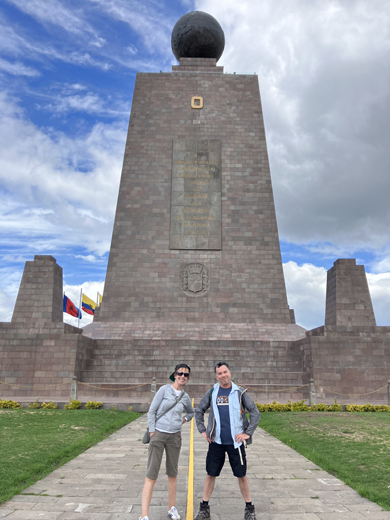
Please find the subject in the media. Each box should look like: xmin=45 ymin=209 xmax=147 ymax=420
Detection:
xmin=0 ymin=0 xmax=389 ymax=330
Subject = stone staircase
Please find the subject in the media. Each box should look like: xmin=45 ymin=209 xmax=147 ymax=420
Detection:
xmin=78 ymin=339 xmax=310 ymax=405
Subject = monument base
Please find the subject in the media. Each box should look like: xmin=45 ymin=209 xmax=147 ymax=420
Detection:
xmin=2 ymin=257 xmax=390 ymax=407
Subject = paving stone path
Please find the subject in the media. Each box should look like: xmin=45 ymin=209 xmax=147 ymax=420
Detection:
xmin=1 ymin=414 xmax=389 ymax=519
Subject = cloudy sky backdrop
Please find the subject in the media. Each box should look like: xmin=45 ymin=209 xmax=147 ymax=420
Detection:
xmin=1 ymin=0 xmax=389 ymax=329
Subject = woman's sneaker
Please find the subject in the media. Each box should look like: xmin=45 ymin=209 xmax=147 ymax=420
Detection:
xmin=168 ymin=506 xmax=181 ymax=520
xmin=194 ymin=503 xmax=210 ymax=520
xmin=139 ymin=517 xmax=149 ymax=520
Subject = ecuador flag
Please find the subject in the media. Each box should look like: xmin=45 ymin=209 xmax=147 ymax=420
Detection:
xmin=63 ymin=295 xmax=82 ymax=318
xmin=82 ymin=293 xmax=96 ymax=315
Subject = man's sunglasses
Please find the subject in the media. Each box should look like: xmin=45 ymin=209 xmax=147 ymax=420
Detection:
xmin=176 ymin=371 xmax=190 ymax=378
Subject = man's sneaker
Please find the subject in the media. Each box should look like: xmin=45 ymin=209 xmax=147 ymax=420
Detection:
xmin=194 ymin=504 xmax=210 ymax=520
xmin=168 ymin=506 xmax=181 ymax=520
xmin=244 ymin=505 xmax=256 ymax=520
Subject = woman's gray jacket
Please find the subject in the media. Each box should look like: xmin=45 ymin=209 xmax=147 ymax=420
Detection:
xmin=148 ymin=384 xmax=194 ymax=434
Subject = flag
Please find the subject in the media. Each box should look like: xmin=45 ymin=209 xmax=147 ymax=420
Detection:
xmin=98 ymin=292 xmax=103 ymax=306
xmin=63 ymin=295 xmax=82 ymax=318
xmin=82 ymin=293 xmax=96 ymax=315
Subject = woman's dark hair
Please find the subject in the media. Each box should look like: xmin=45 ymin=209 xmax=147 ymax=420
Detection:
xmin=174 ymin=363 xmax=191 ymax=374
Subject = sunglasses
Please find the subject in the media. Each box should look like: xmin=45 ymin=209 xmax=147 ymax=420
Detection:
xmin=176 ymin=371 xmax=190 ymax=378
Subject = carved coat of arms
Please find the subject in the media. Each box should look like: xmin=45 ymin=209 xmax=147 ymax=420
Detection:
xmin=181 ymin=263 xmax=209 ymax=297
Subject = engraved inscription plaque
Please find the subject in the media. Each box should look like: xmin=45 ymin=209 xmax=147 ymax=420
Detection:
xmin=170 ymin=139 xmax=221 ymax=250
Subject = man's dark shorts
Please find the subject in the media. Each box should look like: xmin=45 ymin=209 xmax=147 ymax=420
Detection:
xmin=206 ymin=442 xmax=246 ymax=478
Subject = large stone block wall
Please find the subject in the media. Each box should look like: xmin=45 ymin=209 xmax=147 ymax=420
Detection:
xmin=0 ymin=322 xmax=95 ymax=399
xmin=98 ymin=58 xmax=291 ymax=324
xmin=290 ymin=325 xmax=390 ymax=403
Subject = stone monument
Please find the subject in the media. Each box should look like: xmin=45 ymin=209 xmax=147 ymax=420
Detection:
xmin=96 ymin=11 xmax=293 ymax=325
xmin=1 ymin=12 xmax=389 ymax=407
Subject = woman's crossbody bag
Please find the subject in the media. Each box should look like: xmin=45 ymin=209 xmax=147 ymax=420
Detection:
xmin=142 ymin=389 xmax=185 ymax=444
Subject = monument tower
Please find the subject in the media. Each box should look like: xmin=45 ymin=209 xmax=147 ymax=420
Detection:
xmin=96 ymin=11 xmax=293 ymax=325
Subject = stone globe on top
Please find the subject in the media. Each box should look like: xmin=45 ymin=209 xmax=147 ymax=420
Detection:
xmin=171 ymin=11 xmax=225 ymax=62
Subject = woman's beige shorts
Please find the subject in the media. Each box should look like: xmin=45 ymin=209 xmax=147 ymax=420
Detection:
xmin=146 ymin=430 xmax=182 ymax=480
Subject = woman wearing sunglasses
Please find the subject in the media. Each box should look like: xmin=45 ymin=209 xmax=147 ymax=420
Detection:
xmin=140 ymin=363 xmax=194 ymax=520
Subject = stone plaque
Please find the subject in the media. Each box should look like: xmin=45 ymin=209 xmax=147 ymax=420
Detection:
xmin=170 ymin=139 xmax=221 ymax=250
xmin=181 ymin=263 xmax=209 ymax=297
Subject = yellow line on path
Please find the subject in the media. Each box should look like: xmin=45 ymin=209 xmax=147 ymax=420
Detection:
xmin=186 ymin=398 xmax=195 ymax=520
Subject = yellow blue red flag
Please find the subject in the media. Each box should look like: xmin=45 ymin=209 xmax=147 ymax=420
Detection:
xmin=82 ymin=293 xmax=96 ymax=315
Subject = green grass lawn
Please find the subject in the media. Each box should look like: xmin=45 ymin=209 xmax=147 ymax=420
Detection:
xmin=0 ymin=408 xmax=142 ymax=504
xmin=260 ymin=412 xmax=390 ymax=510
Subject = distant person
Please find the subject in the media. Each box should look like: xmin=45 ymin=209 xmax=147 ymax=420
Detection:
xmin=194 ymin=362 xmax=261 ymax=520
xmin=140 ymin=364 xmax=194 ymax=520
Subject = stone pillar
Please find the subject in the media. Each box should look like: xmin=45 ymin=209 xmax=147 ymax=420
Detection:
xmin=309 ymin=378 xmax=316 ymax=406
xmin=325 ymin=259 xmax=376 ymax=326
xmin=70 ymin=376 xmax=78 ymax=400
xmin=388 ymin=380 xmax=390 ymax=406
xmin=150 ymin=377 xmax=157 ymax=403
xmin=11 ymin=255 xmax=63 ymax=325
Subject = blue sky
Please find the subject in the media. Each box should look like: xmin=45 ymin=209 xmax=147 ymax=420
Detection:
xmin=1 ymin=0 xmax=389 ymax=329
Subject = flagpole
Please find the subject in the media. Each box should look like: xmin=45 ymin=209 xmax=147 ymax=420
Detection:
xmin=78 ymin=288 xmax=82 ymax=329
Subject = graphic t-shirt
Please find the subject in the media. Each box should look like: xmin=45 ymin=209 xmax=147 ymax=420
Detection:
xmin=217 ymin=386 xmax=233 ymax=444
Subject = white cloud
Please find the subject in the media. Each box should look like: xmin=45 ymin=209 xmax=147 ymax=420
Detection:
xmin=0 ymin=92 xmax=127 ymax=256
xmin=74 ymin=254 xmax=99 ymax=263
xmin=86 ymin=0 xmax=174 ymax=57
xmin=0 ymin=20 xmax=111 ymax=70
xmin=196 ymin=0 xmax=390 ymax=255
xmin=5 ymin=0 xmax=105 ymax=46
xmin=283 ymin=261 xmax=327 ymax=330
xmin=371 ymin=256 xmax=390 ymax=275
xmin=37 ymin=86 xmax=129 ymax=117
xmin=0 ymin=266 xmax=23 ymax=322
xmin=0 ymin=57 xmax=40 ymax=76
xmin=367 ymin=273 xmax=390 ymax=327
xmin=126 ymin=44 xmax=138 ymax=56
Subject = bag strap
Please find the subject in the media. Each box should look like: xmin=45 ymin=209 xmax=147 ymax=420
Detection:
xmin=208 ymin=387 xmax=214 ymax=406
xmin=155 ymin=389 xmax=185 ymax=422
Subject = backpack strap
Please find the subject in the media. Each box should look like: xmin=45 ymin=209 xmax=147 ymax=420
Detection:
xmin=208 ymin=387 xmax=214 ymax=406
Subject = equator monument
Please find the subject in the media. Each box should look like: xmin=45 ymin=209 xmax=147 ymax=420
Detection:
xmin=1 ymin=12 xmax=389 ymax=408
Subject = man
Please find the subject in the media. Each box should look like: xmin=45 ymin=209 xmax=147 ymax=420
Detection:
xmin=194 ymin=362 xmax=261 ymax=520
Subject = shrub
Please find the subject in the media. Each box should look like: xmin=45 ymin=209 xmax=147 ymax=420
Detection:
xmin=85 ymin=401 xmax=103 ymax=410
xmin=373 ymin=405 xmax=390 ymax=412
xmin=64 ymin=399 xmax=81 ymax=410
xmin=290 ymin=399 xmax=311 ymax=412
xmin=329 ymin=399 xmax=343 ymax=412
xmin=0 ymin=399 xmax=22 ymax=409
xmin=28 ymin=399 xmax=41 ymax=409
xmin=41 ymin=401 xmax=58 ymax=409
xmin=255 ymin=400 xmax=390 ymax=413
xmin=310 ymin=403 xmax=329 ymax=411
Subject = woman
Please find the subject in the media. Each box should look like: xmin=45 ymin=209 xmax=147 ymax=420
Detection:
xmin=140 ymin=363 xmax=194 ymax=520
